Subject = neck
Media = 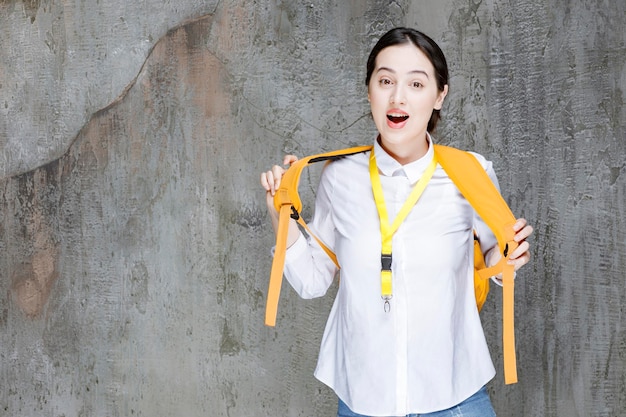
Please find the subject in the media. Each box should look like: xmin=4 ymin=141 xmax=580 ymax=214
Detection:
xmin=378 ymin=134 xmax=430 ymax=165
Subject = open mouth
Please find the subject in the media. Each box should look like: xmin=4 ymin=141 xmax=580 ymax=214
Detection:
xmin=387 ymin=114 xmax=409 ymax=124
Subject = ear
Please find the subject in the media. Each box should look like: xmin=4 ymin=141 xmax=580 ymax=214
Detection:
xmin=434 ymin=84 xmax=448 ymax=110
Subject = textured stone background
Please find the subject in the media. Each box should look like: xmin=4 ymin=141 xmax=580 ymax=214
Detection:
xmin=1 ymin=0 xmax=624 ymax=416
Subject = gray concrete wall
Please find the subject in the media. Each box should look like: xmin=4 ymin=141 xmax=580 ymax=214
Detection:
xmin=0 ymin=0 xmax=624 ymax=416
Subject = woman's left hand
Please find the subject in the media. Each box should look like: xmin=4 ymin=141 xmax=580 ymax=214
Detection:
xmin=507 ymin=218 xmax=533 ymax=271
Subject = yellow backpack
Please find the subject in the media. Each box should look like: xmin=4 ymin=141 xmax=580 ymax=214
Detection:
xmin=264 ymin=144 xmax=520 ymax=384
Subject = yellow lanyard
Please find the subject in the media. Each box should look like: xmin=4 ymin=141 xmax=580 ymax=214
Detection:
xmin=369 ymin=149 xmax=438 ymax=312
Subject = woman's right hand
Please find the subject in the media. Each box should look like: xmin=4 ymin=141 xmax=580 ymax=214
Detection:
xmin=260 ymin=155 xmax=301 ymax=245
xmin=260 ymin=155 xmax=299 ymax=212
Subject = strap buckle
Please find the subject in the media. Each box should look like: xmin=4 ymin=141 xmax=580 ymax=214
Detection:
xmin=290 ymin=206 xmax=300 ymax=221
xmin=381 ymin=254 xmax=392 ymax=271
xmin=381 ymin=254 xmax=392 ymax=312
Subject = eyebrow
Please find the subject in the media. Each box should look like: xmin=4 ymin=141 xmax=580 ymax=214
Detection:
xmin=376 ymin=67 xmax=430 ymax=79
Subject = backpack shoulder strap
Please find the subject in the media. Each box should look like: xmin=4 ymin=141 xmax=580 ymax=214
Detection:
xmin=434 ymin=144 xmax=519 ymax=384
xmin=265 ymin=146 xmax=372 ymax=327
xmin=265 ymin=144 xmax=521 ymax=385
xmin=434 ymin=145 xmax=518 ymax=251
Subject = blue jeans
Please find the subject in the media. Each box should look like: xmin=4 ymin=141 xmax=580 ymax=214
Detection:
xmin=337 ymin=386 xmax=496 ymax=417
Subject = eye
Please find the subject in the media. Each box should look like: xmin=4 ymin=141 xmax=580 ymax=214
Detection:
xmin=379 ymin=78 xmax=393 ymax=86
xmin=412 ymin=81 xmax=423 ymax=88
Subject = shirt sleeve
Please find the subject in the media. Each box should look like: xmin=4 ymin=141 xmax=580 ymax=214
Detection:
xmin=282 ymin=163 xmax=339 ymax=299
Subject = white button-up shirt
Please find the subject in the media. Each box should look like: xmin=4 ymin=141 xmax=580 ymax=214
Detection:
xmin=284 ymin=137 xmax=499 ymax=415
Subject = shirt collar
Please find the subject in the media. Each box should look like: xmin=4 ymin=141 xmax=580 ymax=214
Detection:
xmin=373 ymin=133 xmax=436 ymax=183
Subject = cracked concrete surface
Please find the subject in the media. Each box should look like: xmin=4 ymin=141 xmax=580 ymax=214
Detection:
xmin=0 ymin=0 xmax=625 ymax=416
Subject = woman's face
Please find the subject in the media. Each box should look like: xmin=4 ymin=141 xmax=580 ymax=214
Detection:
xmin=368 ymin=43 xmax=448 ymax=153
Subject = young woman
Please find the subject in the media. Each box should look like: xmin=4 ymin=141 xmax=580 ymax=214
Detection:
xmin=261 ymin=27 xmax=533 ymax=417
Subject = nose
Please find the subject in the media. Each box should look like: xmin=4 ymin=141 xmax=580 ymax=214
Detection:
xmin=390 ymin=84 xmax=406 ymax=105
